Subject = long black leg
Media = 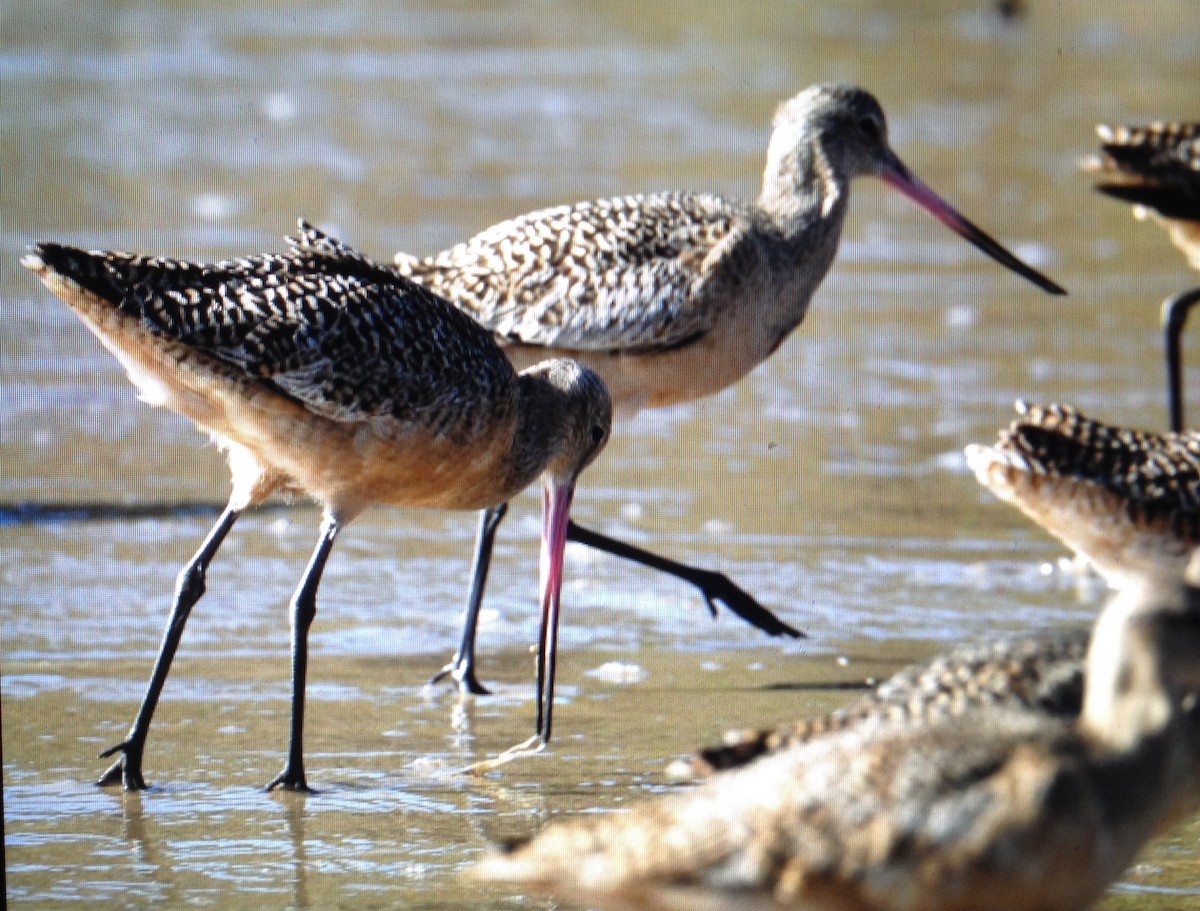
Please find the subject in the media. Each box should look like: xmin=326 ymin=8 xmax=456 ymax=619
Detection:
xmin=97 ymin=505 xmax=241 ymax=790
xmin=1162 ymin=286 xmax=1200 ymax=432
xmin=266 ymin=515 xmax=340 ymax=793
xmin=427 ymin=504 xmax=508 ymax=695
xmin=566 ymin=521 xmax=804 ymax=638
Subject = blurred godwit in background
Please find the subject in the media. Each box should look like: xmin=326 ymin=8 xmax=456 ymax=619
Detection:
xmin=1086 ymin=120 xmax=1200 ymax=430
xmin=476 ymin=571 xmax=1200 ymax=911
xmin=23 ymin=221 xmax=612 ymax=790
xmin=397 ymin=83 xmax=1066 ymax=693
xmin=672 ymin=629 xmax=1090 ymax=779
xmin=1088 ymin=121 xmax=1200 ymax=270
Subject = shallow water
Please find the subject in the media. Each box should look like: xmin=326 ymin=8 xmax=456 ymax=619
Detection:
xmin=4 ymin=1 xmax=1200 ymax=908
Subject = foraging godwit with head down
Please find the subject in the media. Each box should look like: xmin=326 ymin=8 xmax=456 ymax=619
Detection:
xmin=966 ymin=401 xmax=1200 ymax=589
xmin=397 ymin=82 xmax=1067 ymax=694
xmin=476 ymin=569 xmax=1200 ymax=911
xmin=1085 ymin=120 xmax=1200 ymax=431
xmin=22 ymin=220 xmax=612 ymax=791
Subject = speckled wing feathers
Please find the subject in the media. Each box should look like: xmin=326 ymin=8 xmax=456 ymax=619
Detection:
xmin=681 ymin=631 xmax=1089 ymax=777
xmin=991 ymin=403 xmax=1200 ymax=536
xmin=395 ymin=193 xmax=748 ymax=352
xmin=32 ymin=222 xmax=518 ymax=436
xmin=1088 ymin=122 xmax=1200 ymax=221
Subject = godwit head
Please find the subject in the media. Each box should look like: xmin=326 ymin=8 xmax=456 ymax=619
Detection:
xmin=767 ymin=83 xmax=1065 ymax=295
xmin=516 ymin=358 xmax=612 ymax=487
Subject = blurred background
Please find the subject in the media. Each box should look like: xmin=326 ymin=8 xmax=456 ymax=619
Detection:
xmin=3 ymin=2 xmax=1198 ymax=908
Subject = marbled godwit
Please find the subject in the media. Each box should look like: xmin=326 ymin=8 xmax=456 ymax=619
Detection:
xmin=1086 ymin=120 xmax=1200 ymax=431
xmin=398 ymin=83 xmax=1066 ymax=693
xmin=22 ymin=220 xmax=612 ymax=791
xmin=475 ymin=573 xmax=1200 ymax=911
xmin=965 ymin=401 xmax=1200 ymax=589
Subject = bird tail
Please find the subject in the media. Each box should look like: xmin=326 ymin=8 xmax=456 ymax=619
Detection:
xmin=22 ymin=242 xmax=139 ymax=306
xmin=995 ymin=402 xmax=1166 ymax=481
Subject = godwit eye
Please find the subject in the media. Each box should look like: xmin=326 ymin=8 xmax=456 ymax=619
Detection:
xmin=857 ymin=115 xmax=882 ymax=139
xmin=591 ymin=425 xmax=606 ymax=447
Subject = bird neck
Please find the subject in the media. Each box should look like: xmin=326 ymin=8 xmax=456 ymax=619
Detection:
xmin=756 ymin=125 xmax=850 ymax=240
xmin=1080 ymin=595 xmax=1175 ymax=755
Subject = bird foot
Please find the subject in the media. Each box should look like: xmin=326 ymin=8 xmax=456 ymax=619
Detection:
xmin=96 ymin=739 xmax=148 ymax=791
xmin=425 ymin=657 xmax=492 ymax=696
xmin=694 ymin=569 xmax=806 ymax=639
xmin=265 ymin=765 xmax=313 ymax=793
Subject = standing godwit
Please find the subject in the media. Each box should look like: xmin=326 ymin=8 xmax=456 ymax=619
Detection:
xmin=1085 ymin=120 xmax=1200 ymax=431
xmin=397 ymin=83 xmax=1066 ymax=693
xmin=475 ymin=571 xmax=1200 ymax=911
xmin=22 ymin=220 xmax=612 ymax=791
xmin=965 ymin=401 xmax=1200 ymax=589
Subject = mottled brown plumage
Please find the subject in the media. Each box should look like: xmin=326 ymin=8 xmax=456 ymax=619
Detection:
xmin=966 ymin=402 xmax=1200 ymax=587
xmin=680 ymin=626 xmax=1200 ymax=839
xmin=28 ymin=224 xmax=600 ymax=509
xmin=1085 ymin=121 xmax=1200 ymax=269
xmin=675 ymin=631 xmax=1089 ymax=779
xmin=23 ymin=221 xmax=612 ymax=790
xmin=476 ymin=576 xmax=1200 ymax=911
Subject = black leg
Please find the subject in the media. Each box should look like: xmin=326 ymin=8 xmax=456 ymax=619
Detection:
xmin=98 ymin=506 xmax=241 ymax=790
xmin=565 ymin=521 xmax=804 ymax=638
xmin=1162 ymin=286 xmax=1200 ymax=432
xmin=427 ymin=503 xmax=508 ymax=695
xmin=267 ymin=515 xmax=340 ymax=793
